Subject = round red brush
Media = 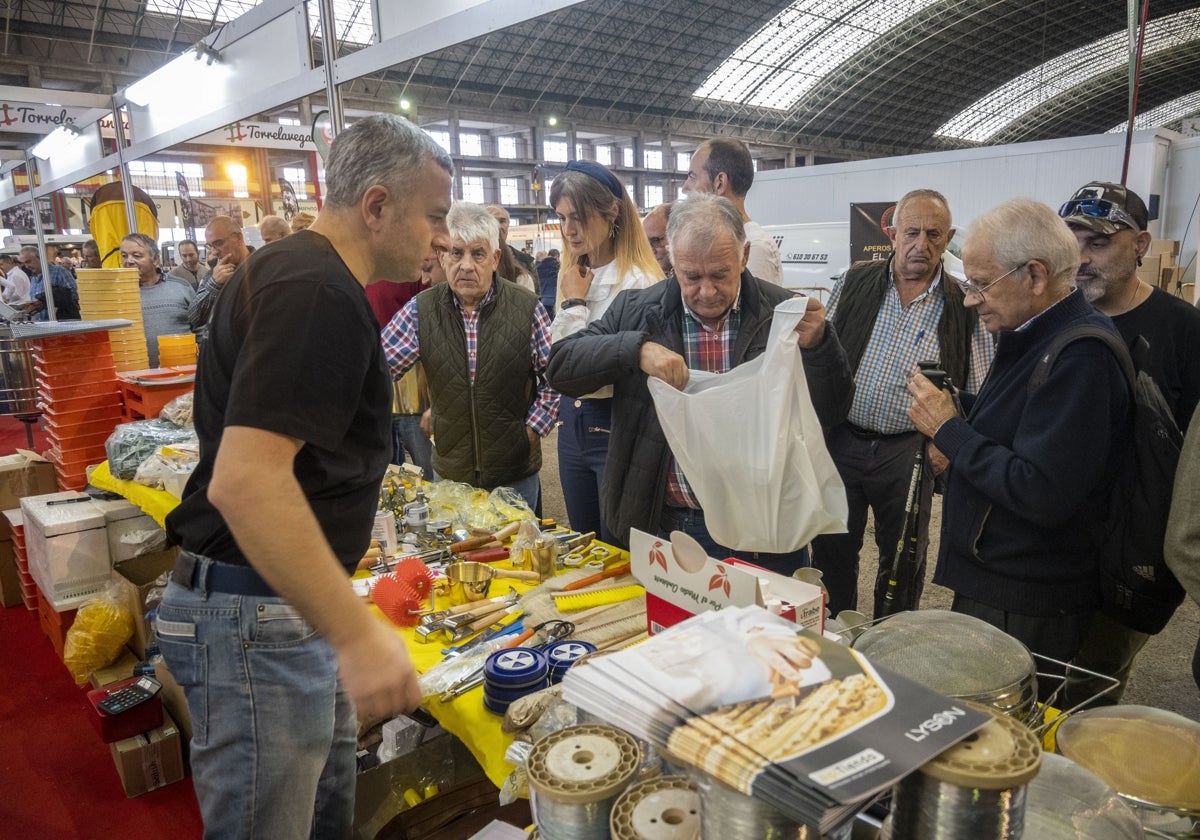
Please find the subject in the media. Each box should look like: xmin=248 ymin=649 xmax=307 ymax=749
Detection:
xmin=394 ymin=557 xmax=435 ymax=599
xmin=371 ymin=574 xmax=422 ymax=627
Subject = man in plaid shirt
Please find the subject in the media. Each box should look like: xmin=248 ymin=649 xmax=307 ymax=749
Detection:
xmin=548 ymin=194 xmax=852 ymax=573
xmin=383 ymin=202 xmax=557 ymax=511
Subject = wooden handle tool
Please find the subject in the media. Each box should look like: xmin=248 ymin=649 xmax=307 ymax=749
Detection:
xmin=562 ymin=561 xmax=632 ymax=591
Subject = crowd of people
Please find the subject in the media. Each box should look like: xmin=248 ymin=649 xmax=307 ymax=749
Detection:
xmin=23 ymin=115 xmax=1198 ymax=836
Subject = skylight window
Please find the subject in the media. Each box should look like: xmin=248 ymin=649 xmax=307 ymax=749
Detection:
xmin=694 ymin=0 xmax=940 ymax=111
xmin=144 ymin=0 xmax=375 ymax=46
xmin=1108 ymin=91 xmax=1200 ymax=133
xmin=938 ymin=8 xmax=1200 ymax=142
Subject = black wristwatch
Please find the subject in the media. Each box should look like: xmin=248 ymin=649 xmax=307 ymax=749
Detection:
xmin=562 ymin=298 xmax=588 ymax=310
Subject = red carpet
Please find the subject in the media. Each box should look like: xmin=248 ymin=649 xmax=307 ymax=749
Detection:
xmin=0 ymin=414 xmax=203 ymax=837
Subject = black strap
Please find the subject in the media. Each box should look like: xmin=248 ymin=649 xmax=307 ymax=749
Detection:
xmin=1029 ymin=324 xmax=1136 ymax=392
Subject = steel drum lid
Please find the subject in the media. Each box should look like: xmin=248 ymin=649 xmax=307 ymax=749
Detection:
xmin=852 ymin=609 xmax=1036 ymax=699
xmin=1057 ymin=705 xmax=1200 ymax=827
xmin=1025 ymin=753 xmax=1146 ymax=839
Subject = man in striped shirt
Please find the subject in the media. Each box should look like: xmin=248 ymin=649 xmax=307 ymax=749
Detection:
xmin=812 ymin=189 xmax=994 ymax=618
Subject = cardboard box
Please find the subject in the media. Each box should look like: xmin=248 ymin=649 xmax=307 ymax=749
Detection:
xmin=0 ymin=538 xmax=19 ymax=608
xmin=89 ymin=647 xmax=141 ymax=689
xmin=111 ymin=548 xmax=178 ymax=658
xmin=1148 ymin=239 xmax=1180 ymax=258
xmin=1135 ymin=253 xmax=1162 ymax=286
xmin=92 ymin=497 xmax=166 ymax=564
xmin=109 ymin=710 xmax=184 ymax=797
xmin=629 ymin=529 xmax=824 ymax=636
xmin=0 ymin=451 xmax=58 ymax=512
xmin=154 ymin=657 xmax=192 ymax=744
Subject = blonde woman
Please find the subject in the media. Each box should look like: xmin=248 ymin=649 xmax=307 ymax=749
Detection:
xmin=550 ymin=160 xmax=664 ymax=541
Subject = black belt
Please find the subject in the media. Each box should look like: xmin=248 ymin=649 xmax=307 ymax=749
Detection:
xmin=173 ymin=550 xmax=278 ymax=598
xmin=846 ymin=422 xmax=911 ymax=439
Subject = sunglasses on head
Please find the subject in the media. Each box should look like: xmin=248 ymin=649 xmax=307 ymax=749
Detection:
xmin=1058 ymin=198 xmax=1140 ymax=232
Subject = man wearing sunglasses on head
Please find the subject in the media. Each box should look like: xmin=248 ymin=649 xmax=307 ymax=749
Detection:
xmin=1056 ymin=182 xmax=1200 ymax=708
xmin=906 ymin=199 xmax=1131 ymax=698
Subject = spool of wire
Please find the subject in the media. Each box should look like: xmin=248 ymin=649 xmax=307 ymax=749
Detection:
xmin=687 ymin=767 xmax=811 ymax=839
xmin=527 ymin=724 xmax=642 ymax=840
xmin=883 ymin=705 xmax=1042 ymax=840
xmin=610 ymin=775 xmax=701 ymax=840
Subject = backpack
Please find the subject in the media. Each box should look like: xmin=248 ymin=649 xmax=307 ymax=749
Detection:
xmin=1030 ymin=324 xmax=1185 ymax=634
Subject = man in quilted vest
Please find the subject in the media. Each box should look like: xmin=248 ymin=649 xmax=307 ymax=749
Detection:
xmin=382 ymin=202 xmax=559 ymax=509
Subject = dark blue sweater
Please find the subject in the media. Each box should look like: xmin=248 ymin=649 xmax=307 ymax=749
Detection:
xmin=932 ymin=290 xmax=1131 ymax=617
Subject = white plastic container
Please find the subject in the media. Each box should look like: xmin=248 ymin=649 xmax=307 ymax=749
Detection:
xmin=22 ymin=491 xmax=112 ymax=611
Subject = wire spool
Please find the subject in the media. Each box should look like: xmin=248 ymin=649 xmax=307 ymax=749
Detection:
xmin=852 ymin=610 xmax=1039 ymax=724
xmin=546 ymin=640 xmax=598 ymax=684
xmin=609 ymin=775 xmax=700 ymax=840
xmin=527 ymin=724 xmax=642 ymax=840
xmin=686 ymin=766 xmax=810 ymax=839
xmin=882 ymin=704 xmax=1042 ymax=840
xmin=1024 ymin=753 xmax=1145 ymax=839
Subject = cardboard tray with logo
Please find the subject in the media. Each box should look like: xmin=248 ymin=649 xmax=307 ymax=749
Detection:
xmin=629 ymin=528 xmax=824 ymax=635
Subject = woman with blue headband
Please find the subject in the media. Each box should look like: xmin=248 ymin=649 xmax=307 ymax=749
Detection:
xmin=549 ymin=160 xmax=664 ymax=542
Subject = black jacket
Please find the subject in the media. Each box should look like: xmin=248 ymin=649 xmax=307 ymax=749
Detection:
xmin=547 ymin=271 xmax=853 ymax=546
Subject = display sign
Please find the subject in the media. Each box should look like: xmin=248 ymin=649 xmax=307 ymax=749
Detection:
xmin=849 ymin=202 xmax=895 ymax=264
xmin=188 ymin=120 xmax=314 ymax=151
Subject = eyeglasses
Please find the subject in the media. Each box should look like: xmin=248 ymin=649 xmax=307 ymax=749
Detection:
xmin=443 ymin=247 xmax=491 ymax=264
xmin=1058 ymin=198 xmax=1141 ymax=232
xmin=956 ymin=261 xmax=1027 ymax=299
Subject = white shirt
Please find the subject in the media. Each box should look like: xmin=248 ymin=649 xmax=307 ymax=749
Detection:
xmin=550 ymin=260 xmax=655 ymax=398
xmin=2 ymin=266 xmax=30 ymax=305
xmin=744 ymin=220 xmax=783 ymax=286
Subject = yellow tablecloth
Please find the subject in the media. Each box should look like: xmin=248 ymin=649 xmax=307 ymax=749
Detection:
xmin=89 ymin=460 xmax=180 ymax=527
xmin=87 ymin=460 xmax=579 ymax=789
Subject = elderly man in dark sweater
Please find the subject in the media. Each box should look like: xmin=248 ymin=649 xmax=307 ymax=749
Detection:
xmin=548 ymin=194 xmax=852 ymax=576
xmin=907 ymin=198 xmax=1132 ymax=687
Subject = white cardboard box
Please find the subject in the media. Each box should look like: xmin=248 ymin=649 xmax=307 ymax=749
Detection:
xmin=629 ymin=528 xmax=824 ymax=635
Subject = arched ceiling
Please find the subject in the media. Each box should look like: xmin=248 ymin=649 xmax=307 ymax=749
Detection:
xmin=1 ymin=0 xmax=1198 ymax=159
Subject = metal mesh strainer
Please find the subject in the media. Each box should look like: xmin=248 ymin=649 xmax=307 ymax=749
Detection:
xmin=1025 ymin=753 xmax=1146 ymax=839
xmin=1057 ymin=705 xmax=1200 ymax=835
xmin=852 ymin=610 xmax=1038 ymax=723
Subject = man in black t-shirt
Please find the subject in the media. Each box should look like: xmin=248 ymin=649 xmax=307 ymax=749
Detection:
xmin=1059 ymin=182 xmax=1200 ymax=707
xmin=159 ymin=116 xmax=453 ymax=837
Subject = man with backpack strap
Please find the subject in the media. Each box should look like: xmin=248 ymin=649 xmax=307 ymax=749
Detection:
xmin=1058 ymin=182 xmax=1200 ymax=706
xmin=906 ymin=199 xmax=1131 ymax=700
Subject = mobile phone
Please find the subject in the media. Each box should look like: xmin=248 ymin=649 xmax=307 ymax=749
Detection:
xmin=98 ymin=676 xmax=162 ymax=715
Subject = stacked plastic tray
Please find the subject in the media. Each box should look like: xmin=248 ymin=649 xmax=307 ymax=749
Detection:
xmin=74 ymin=268 xmax=149 ymax=372
xmin=157 ymin=333 xmax=197 ymax=367
xmin=3 ymin=508 xmax=35 ymax=610
xmin=117 ymin=366 xmax=195 ymax=422
xmin=31 ymin=332 xmax=124 ymax=491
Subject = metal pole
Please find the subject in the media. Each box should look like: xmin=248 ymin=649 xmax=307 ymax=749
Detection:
xmin=1120 ymin=0 xmax=1151 ymax=185
xmin=111 ymin=100 xmax=140 ymax=238
xmin=318 ymin=0 xmax=344 ymax=138
xmin=23 ymin=151 xmax=58 ymax=322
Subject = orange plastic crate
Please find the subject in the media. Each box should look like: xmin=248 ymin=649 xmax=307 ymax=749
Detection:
xmin=117 ymin=368 xmax=195 ymax=421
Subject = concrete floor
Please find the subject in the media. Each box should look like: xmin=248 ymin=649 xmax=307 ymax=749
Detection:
xmin=537 ymin=428 xmax=1200 ymax=722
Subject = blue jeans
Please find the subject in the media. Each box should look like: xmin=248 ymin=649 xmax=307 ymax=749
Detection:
xmin=658 ymin=505 xmax=811 ymax=577
xmin=392 ymin=413 xmax=433 ymax=478
xmin=557 ymin=397 xmax=616 ymax=544
xmin=157 ymin=557 xmax=355 ymax=839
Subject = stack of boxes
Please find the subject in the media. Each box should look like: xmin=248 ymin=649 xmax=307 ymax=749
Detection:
xmin=156 ymin=334 xmax=197 ymax=367
xmin=74 ymin=268 xmax=150 ymax=372
xmin=1136 ymin=238 xmax=1184 ymax=295
xmin=31 ymin=333 xmax=125 ymax=491
xmin=0 ymin=453 xmax=59 ymax=611
xmin=13 ymin=488 xmax=185 ymax=796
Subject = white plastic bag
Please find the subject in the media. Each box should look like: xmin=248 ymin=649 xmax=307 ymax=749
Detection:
xmin=647 ymin=296 xmax=848 ymax=552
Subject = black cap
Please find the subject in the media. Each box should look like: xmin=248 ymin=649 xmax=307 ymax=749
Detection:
xmin=1060 ymin=182 xmax=1148 ymax=235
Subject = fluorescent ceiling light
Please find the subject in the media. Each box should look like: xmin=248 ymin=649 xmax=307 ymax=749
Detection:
xmin=693 ymin=0 xmax=940 ymax=111
xmin=1108 ymin=90 xmax=1200 ymax=133
xmin=126 ymin=45 xmax=226 ymax=108
xmin=30 ymin=124 xmax=84 ymax=160
xmin=937 ymin=8 xmax=1200 ymax=142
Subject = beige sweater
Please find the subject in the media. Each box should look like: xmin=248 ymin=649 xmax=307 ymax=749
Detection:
xmin=1165 ymin=402 xmax=1200 ymax=606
